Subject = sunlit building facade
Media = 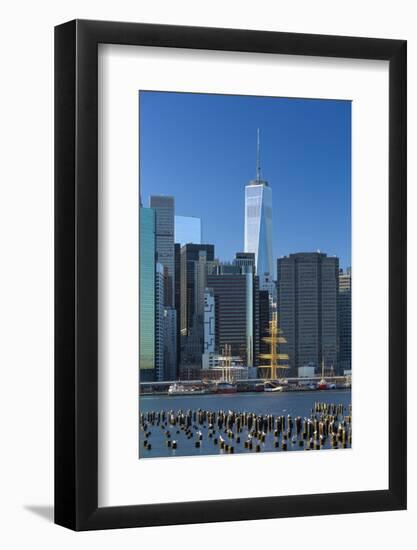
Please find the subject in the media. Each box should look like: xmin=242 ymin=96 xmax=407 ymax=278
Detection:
xmin=163 ymin=307 xmax=177 ymax=380
xmin=339 ymin=267 xmax=352 ymax=373
xmin=150 ymin=196 xmax=175 ymax=307
xmin=155 ymin=262 xmax=165 ymax=381
xmin=244 ymin=131 xmax=274 ymax=292
xmin=139 ymin=207 xmax=156 ymax=381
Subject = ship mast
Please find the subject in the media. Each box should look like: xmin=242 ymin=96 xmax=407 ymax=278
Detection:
xmin=220 ymin=344 xmax=233 ymax=383
xmin=259 ymin=311 xmax=290 ymax=380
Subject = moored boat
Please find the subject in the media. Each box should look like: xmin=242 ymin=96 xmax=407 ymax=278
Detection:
xmin=317 ymin=378 xmax=329 ymax=390
xmin=167 ymin=383 xmax=207 ymax=395
xmin=263 ymin=381 xmax=284 ymax=392
xmin=215 ymin=382 xmax=237 ymax=394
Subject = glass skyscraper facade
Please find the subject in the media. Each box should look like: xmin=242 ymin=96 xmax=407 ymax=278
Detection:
xmin=150 ymin=196 xmax=175 ymax=307
xmin=206 ymin=272 xmax=259 ymax=368
xmin=244 ymin=132 xmax=274 ymax=291
xmin=155 ymin=263 xmax=165 ymax=381
xmin=139 ymin=207 xmax=156 ymax=379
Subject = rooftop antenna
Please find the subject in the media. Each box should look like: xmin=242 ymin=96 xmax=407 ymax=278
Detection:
xmin=256 ymin=128 xmax=261 ymax=182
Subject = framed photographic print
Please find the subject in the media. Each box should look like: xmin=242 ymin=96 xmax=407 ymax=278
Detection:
xmin=55 ymin=20 xmax=407 ymax=530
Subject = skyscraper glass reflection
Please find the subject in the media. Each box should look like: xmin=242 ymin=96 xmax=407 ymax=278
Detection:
xmin=139 ymin=207 xmax=156 ymax=380
xmin=244 ymin=130 xmax=274 ymax=291
xmin=150 ymin=196 xmax=175 ymax=307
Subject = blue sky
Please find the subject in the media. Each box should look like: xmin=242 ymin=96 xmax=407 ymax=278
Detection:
xmin=139 ymin=91 xmax=351 ymax=270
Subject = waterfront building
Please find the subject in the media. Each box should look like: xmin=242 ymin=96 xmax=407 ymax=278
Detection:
xmin=155 ymin=262 xmax=165 ymax=381
xmin=234 ymin=252 xmax=255 ymax=274
xmin=139 ymin=206 xmax=156 ymax=382
xmin=277 ymin=252 xmax=339 ymax=375
xmin=244 ymin=129 xmax=274 ymax=293
xmin=174 ymin=215 xmax=202 ymax=245
xmin=206 ymin=272 xmax=259 ymax=368
xmin=298 ymin=365 xmax=316 ymax=378
xmin=163 ymin=307 xmax=177 ymax=380
xmin=174 ymin=243 xmax=181 ymax=367
xmin=203 ymin=288 xmax=215 ymax=356
xmin=150 ymin=196 xmax=175 ymax=307
xmin=339 ymin=267 xmax=352 ymax=373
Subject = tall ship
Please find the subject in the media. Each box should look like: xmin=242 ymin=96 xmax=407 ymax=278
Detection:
xmin=214 ymin=344 xmax=237 ymax=393
xmin=316 ymin=359 xmax=336 ymax=390
xmin=259 ymin=311 xmax=290 ymax=384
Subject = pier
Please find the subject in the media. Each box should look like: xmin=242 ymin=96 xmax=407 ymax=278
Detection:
xmin=140 ymin=376 xmax=351 ymax=395
xmin=139 ymin=389 xmax=352 ymax=458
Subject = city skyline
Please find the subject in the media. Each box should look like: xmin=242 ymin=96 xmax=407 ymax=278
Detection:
xmin=140 ymin=91 xmax=351 ymax=269
xmin=141 ymin=191 xmax=349 ymax=273
xmin=141 ymin=189 xmax=351 ymax=378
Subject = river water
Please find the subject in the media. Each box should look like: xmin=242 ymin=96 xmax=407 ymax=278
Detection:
xmin=139 ymin=389 xmax=351 ymax=458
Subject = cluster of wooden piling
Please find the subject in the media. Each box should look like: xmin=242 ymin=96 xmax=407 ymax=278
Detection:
xmin=140 ymin=402 xmax=352 ymax=456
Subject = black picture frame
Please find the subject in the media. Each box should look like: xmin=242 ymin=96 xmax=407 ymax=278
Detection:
xmin=55 ymin=19 xmax=407 ymax=531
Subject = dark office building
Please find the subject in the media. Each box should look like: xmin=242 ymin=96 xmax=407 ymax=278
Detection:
xmin=180 ymin=244 xmax=215 ymax=338
xmin=277 ymin=252 xmax=339 ymax=375
xmin=174 ymin=243 xmax=181 ymax=368
xmin=217 ymin=263 xmax=241 ymax=275
xmin=258 ymin=289 xmax=270 ymax=361
xmin=234 ymin=252 xmax=256 ymax=273
xmin=338 ymin=267 xmax=352 ymax=373
xmin=206 ymin=272 xmax=259 ymax=367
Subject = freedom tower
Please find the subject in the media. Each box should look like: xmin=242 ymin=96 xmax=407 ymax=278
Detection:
xmin=244 ymin=129 xmax=274 ymax=295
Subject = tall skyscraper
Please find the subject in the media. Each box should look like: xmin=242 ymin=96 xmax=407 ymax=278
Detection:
xmin=163 ymin=307 xmax=177 ymax=380
xmin=339 ymin=267 xmax=352 ymax=373
xmin=277 ymin=252 xmax=339 ymax=375
xmin=150 ymin=196 xmax=175 ymax=307
xmin=174 ymin=215 xmax=202 ymax=245
xmin=155 ymin=262 xmax=165 ymax=381
xmin=244 ymin=129 xmax=274 ymax=293
xmin=174 ymin=243 xmax=181 ymax=368
xmin=206 ymin=272 xmax=259 ymax=367
xmin=180 ymin=244 xmax=215 ymax=366
xmin=139 ymin=207 xmax=156 ymax=382
xmin=180 ymin=244 xmax=215 ymax=338
xmin=194 ymin=251 xmax=219 ymax=318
